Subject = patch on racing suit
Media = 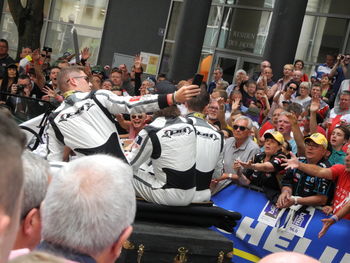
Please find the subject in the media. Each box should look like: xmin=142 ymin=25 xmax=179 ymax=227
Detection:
xmin=196 ymin=130 xmax=219 ymax=141
xmin=58 ymin=102 xmax=94 ymax=122
xmin=162 ymin=127 xmax=193 ymax=138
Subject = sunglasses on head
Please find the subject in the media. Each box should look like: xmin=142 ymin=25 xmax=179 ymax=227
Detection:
xmin=233 ymin=125 xmax=247 ymax=131
xmin=131 ymin=114 xmax=143 ymax=119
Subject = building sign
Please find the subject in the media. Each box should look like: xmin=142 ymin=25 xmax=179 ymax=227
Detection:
xmin=140 ymin=52 xmax=160 ymax=76
xmin=227 ymin=30 xmax=256 ymax=51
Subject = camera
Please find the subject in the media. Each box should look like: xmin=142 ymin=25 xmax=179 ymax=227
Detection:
xmin=16 ymin=84 xmax=26 ymax=95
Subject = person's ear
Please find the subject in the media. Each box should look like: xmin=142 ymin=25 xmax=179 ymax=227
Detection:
xmin=0 ymin=210 xmax=10 ymax=236
xmin=23 ymin=208 xmax=40 ymax=236
xmin=111 ymin=226 xmax=133 ymax=259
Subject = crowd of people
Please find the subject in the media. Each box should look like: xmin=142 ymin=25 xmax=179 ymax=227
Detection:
xmin=0 ymin=36 xmax=350 ymax=262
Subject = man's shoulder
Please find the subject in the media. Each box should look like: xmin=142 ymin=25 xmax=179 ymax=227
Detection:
xmin=246 ymin=137 xmax=260 ymax=150
xmin=0 ymin=54 xmax=15 ymax=64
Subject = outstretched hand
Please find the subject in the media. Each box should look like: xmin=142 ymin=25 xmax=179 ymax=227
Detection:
xmin=175 ymin=85 xmax=201 ymax=103
xmin=237 ymin=160 xmax=254 ymax=170
xmin=281 ymin=152 xmax=299 ymax=170
xmin=318 ymin=218 xmax=335 ymax=238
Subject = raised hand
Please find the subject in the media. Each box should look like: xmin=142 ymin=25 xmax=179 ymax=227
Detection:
xmin=42 ymin=85 xmax=57 ymax=98
xmin=81 ymin=47 xmax=91 ymax=61
xmin=32 ymin=49 xmax=41 ymax=63
xmin=285 ymin=112 xmax=298 ymax=125
xmin=174 ymin=85 xmax=201 ymax=103
xmin=281 ymin=152 xmax=299 ymax=170
xmin=310 ymin=99 xmax=320 ymax=112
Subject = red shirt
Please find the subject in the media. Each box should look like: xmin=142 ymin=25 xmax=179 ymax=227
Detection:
xmin=330 ymin=164 xmax=350 ymax=220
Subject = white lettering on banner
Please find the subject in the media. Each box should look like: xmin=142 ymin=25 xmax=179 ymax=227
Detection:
xmin=293 ymin=237 xmax=312 ymax=254
xmin=340 ymin=253 xmax=350 ymax=263
xmin=235 ymin=216 xmax=349 ymax=261
xmin=319 ymin=246 xmax=338 ymax=263
xmin=263 ymin=228 xmax=294 ymax=253
xmin=236 ymin=217 xmax=268 ymax=246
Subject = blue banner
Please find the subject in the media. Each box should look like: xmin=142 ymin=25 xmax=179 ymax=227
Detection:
xmin=212 ymin=184 xmax=350 ymax=263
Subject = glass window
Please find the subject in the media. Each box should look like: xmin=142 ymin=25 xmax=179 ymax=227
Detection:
xmin=0 ymin=12 xmax=18 ymax=56
xmin=307 ymin=0 xmax=350 ymax=16
xmin=242 ymin=60 xmax=260 ymax=78
xmin=50 ymin=0 xmax=108 ymax=28
xmin=212 ymin=0 xmax=275 ymax=8
xmin=217 ymin=8 xmax=272 ymax=55
xmin=159 ymin=42 xmax=174 ymax=74
xmin=166 ymin=1 xmax=182 ymax=40
xmin=44 ymin=22 xmax=102 ymax=64
xmin=295 ymin=16 xmax=348 ymax=64
xmin=203 ymin=5 xmax=224 ymax=47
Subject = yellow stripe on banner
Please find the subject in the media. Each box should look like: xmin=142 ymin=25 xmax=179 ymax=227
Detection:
xmin=233 ymin=248 xmax=260 ymax=262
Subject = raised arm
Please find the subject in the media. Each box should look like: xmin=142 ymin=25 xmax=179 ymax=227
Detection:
xmin=286 ymin=112 xmax=305 ymax=157
xmin=282 ymin=152 xmax=333 ymax=180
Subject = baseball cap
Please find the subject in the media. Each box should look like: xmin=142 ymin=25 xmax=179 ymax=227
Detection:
xmin=304 ymin=133 xmax=328 ymax=149
xmin=264 ymin=131 xmax=285 ymax=145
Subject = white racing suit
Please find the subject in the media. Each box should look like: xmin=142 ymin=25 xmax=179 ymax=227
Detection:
xmin=47 ymin=90 xmax=170 ymax=161
xmin=127 ymin=116 xmax=197 ymax=206
xmin=187 ymin=112 xmax=224 ymax=202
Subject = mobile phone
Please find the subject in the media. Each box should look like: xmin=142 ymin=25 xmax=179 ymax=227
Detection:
xmin=192 ymin=73 xmax=204 ymax=86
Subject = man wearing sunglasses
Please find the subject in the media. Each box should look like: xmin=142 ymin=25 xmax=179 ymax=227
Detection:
xmin=47 ymin=66 xmax=200 ymax=162
xmin=212 ymin=116 xmax=260 ymax=194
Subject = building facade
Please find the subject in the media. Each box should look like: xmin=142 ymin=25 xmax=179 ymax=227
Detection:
xmin=1 ymin=0 xmax=349 ymax=82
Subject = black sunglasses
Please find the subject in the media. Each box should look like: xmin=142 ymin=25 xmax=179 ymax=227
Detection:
xmin=41 ymin=54 xmax=51 ymax=58
xmin=233 ymin=125 xmax=247 ymax=131
xmin=288 ymin=86 xmax=297 ymax=91
xmin=131 ymin=114 xmax=143 ymax=119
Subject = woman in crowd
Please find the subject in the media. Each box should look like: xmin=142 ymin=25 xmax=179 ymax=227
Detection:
xmin=294 ymin=59 xmax=308 ymax=82
xmin=320 ymin=74 xmax=335 ymax=107
xmin=272 ymin=80 xmax=299 ymax=110
xmin=292 ymin=81 xmax=311 ymax=107
xmin=0 ymin=64 xmax=19 ymax=102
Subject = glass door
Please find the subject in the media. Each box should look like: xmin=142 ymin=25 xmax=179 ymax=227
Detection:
xmin=211 ymin=52 xmax=238 ymax=84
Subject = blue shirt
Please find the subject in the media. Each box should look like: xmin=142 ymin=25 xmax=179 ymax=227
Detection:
xmin=328 ymin=149 xmax=346 ymax=165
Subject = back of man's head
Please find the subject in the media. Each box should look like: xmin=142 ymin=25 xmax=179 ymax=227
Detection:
xmin=13 ymin=151 xmax=50 ymax=250
xmin=41 ymin=154 xmax=136 ymax=258
xmin=0 ymin=112 xmax=26 ymax=263
xmin=186 ymin=87 xmax=210 ymax=113
xmin=57 ymin=66 xmax=84 ymax=92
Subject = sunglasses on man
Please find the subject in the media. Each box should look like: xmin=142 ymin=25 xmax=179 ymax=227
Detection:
xmin=233 ymin=125 xmax=247 ymax=131
xmin=131 ymin=114 xmax=143 ymax=120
